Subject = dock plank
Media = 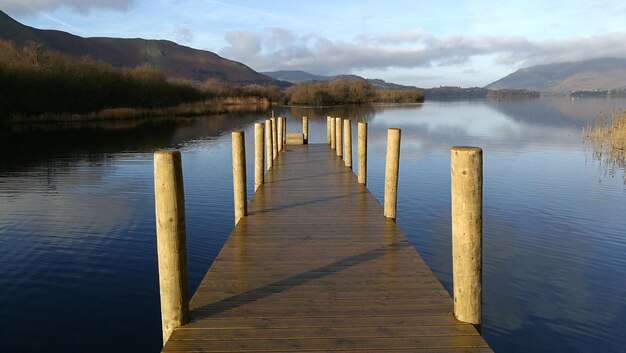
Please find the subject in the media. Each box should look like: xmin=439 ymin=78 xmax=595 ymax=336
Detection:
xmin=162 ymin=144 xmax=492 ymax=352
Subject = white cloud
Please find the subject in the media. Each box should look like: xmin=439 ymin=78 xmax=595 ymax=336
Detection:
xmin=218 ymin=28 xmax=626 ymax=75
xmin=0 ymin=0 xmax=135 ymax=15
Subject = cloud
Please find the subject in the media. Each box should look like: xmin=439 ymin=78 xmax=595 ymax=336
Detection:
xmin=172 ymin=26 xmax=193 ymax=44
xmin=218 ymin=28 xmax=626 ymax=75
xmin=0 ymin=0 xmax=136 ymax=15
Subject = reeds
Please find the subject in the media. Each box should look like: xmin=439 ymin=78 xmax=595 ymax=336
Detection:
xmin=582 ymin=109 xmax=626 ymax=179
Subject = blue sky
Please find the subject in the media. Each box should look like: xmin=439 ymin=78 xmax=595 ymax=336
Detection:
xmin=3 ymin=0 xmax=626 ymax=87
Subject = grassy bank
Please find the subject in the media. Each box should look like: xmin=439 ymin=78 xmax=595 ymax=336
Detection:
xmin=0 ymin=40 xmax=278 ymax=120
xmin=582 ymin=109 xmax=626 ymax=178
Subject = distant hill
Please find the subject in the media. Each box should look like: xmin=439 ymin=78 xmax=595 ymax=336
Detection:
xmin=0 ymin=10 xmax=284 ymax=86
xmin=486 ymin=58 xmax=626 ymax=93
xmin=261 ymin=70 xmax=333 ymax=83
xmin=263 ymin=70 xmax=419 ymax=91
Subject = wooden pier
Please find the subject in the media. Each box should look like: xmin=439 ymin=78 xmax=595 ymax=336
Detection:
xmin=159 ymin=140 xmax=492 ymax=352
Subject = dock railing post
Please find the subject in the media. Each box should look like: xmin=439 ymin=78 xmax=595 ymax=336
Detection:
xmin=384 ymin=128 xmax=401 ymax=220
xmin=327 ymin=116 xmax=331 ymax=144
xmin=254 ymin=123 xmax=264 ymax=190
xmin=271 ymin=117 xmax=278 ymax=160
xmin=265 ymin=119 xmax=273 ymax=170
xmin=451 ymin=146 xmax=483 ymax=328
xmin=303 ymin=116 xmax=309 ymax=144
xmin=153 ymin=150 xmax=189 ymax=345
xmin=232 ymin=131 xmax=247 ymax=224
xmin=335 ymin=117 xmax=342 ymax=157
xmin=358 ymin=122 xmax=367 ymax=184
xmin=277 ymin=117 xmax=284 ymax=153
xmin=343 ymin=119 xmax=352 ymax=168
xmin=330 ymin=117 xmax=336 ymax=150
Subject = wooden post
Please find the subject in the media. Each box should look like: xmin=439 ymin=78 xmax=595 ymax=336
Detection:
xmin=271 ymin=117 xmax=278 ymax=160
xmin=383 ymin=128 xmax=401 ymax=220
xmin=265 ymin=119 xmax=273 ymax=170
xmin=153 ymin=150 xmax=189 ymax=345
xmin=343 ymin=119 xmax=352 ymax=168
xmin=302 ymin=116 xmax=309 ymax=144
xmin=282 ymin=117 xmax=287 ymax=146
xmin=277 ymin=117 xmax=284 ymax=153
xmin=358 ymin=122 xmax=367 ymax=184
xmin=330 ymin=117 xmax=336 ymax=150
xmin=232 ymin=131 xmax=247 ymax=224
xmin=254 ymin=123 xmax=264 ymax=190
xmin=451 ymin=146 xmax=483 ymax=327
xmin=326 ymin=116 xmax=331 ymax=144
xmin=335 ymin=117 xmax=342 ymax=157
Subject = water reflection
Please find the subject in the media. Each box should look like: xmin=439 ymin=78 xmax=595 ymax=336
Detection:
xmin=1 ymin=98 xmax=626 ymax=352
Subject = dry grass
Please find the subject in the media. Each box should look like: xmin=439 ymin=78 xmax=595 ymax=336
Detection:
xmin=6 ymin=98 xmax=271 ymax=123
xmin=582 ymin=109 xmax=626 ymax=179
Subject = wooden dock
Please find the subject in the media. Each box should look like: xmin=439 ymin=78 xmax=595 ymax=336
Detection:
xmin=161 ymin=143 xmax=492 ymax=352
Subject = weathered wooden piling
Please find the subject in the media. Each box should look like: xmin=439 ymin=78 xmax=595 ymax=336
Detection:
xmin=265 ymin=119 xmax=273 ymax=170
xmin=302 ymin=116 xmax=309 ymax=144
xmin=326 ymin=116 xmax=332 ymax=144
xmin=282 ymin=117 xmax=287 ymax=146
xmin=335 ymin=117 xmax=342 ymax=157
xmin=153 ymin=150 xmax=189 ymax=345
xmin=277 ymin=117 xmax=284 ymax=153
xmin=232 ymin=131 xmax=247 ymax=224
xmin=343 ymin=119 xmax=352 ymax=168
xmin=358 ymin=122 xmax=367 ymax=184
xmin=271 ymin=117 xmax=278 ymax=160
xmin=254 ymin=123 xmax=264 ymax=190
xmin=330 ymin=117 xmax=336 ymax=150
xmin=451 ymin=146 xmax=483 ymax=327
xmin=384 ymin=128 xmax=401 ymax=220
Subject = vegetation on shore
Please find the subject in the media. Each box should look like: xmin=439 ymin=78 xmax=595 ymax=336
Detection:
xmin=0 ymin=40 xmax=279 ymax=120
xmin=583 ymin=109 xmax=626 ymax=179
xmin=285 ymin=79 xmax=424 ymax=105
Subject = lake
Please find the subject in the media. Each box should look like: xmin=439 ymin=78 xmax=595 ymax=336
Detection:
xmin=1 ymin=98 xmax=626 ymax=352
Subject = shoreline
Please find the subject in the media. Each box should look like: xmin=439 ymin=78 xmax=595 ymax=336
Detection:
xmin=4 ymin=97 xmax=272 ymax=124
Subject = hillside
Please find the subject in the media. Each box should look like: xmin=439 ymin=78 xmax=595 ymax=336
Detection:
xmin=263 ymin=70 xmax=418 ymax=90
xmin=486 ymin=58 xmax=626 ymax=93
xmin=0 ymin=10 xmax=284 ymax=86
xmin=261 ymin=70 xmax=332 ymax=83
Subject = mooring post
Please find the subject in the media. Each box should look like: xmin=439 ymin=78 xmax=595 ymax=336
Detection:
xmin=302 ymin=116 xmax=309 ymax=144
xmin=327 ymin=116 xmax=331 ymax=144
xmin=451 ymin=146 xmax=483 ymax=328
xmin=232 ymin=131 xmax=247 ymax=224
xmin=277 ymin=117 xmax=284 ymax=153
xmin=265 ymin=119 xmax=273 ymax=170
xmin=384 ymin=128 xmax=401 ymax=220
xmin=254 ymin=123 xmax=264 ymax=190
xmin=343 ymin=119 xmax=352 ymax=168
xmin=330 ymin=117 xmax=336 ymax=150
xmin=335 ymin=117 xmax=343 ymax=157
xmin=282 ymin=117 xmax=287 ymax=146
xmin=358 ymin=122 xmax=367 ymax=184
xmin=153 ymin=150 xmax=189 ymax=345
xmin=271 ymin=117 xmax=278 ymax=160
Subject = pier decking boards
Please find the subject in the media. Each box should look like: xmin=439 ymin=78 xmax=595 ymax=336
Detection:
xmin=162 ymin=144 xmax=492 ymax=352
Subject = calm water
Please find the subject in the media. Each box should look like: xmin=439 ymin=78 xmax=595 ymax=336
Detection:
xmin=1 ymin=98 xmax=626 ymax=352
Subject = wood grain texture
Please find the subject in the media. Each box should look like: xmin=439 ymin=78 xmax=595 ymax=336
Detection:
xmin=162 ymin=144 xmax=492 ymax=352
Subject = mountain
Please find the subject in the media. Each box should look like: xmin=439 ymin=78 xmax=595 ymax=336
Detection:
xmin=0 ymin=10 xmax=284 ymax=86
xmin=261 ymin=70 xmax=333 ymax=83
xmin=486 ymin=58 xmax=626 ymax=93
xmin=263 ymin=70 xmax=419 ymax=90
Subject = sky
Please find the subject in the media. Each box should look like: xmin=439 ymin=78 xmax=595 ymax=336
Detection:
xmin=2 ymin=0 xmax=626 ymax=87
